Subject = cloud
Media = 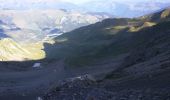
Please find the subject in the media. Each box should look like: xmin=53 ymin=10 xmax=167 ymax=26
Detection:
xmin=1 ymin=0 xmax=170 ymax=4
xmin=128 ymin=3 xmax=161 ymax=11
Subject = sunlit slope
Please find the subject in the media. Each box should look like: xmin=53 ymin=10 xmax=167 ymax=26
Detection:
xmin=0 ymin=38 xmax=45 ymax=61
xmin=141 ymin=8 xmax=170 ymax=22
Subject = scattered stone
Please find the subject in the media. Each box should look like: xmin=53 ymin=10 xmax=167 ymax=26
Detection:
xmin=33 ymin=63 xmax=41 ymax=68
xmin=37 ymin=97 xmax=43 ymax=100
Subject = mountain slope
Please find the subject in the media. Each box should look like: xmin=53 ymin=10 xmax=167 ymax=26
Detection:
xmin=43 ymin=8 xmax=170 ymax=100
xmin=0 ymin=38 xmax=45 ymax=61
xmin=44 ymin=8 xmax=170 ymax=67
xmin=140 ymin=8 xmax=170 ymax=22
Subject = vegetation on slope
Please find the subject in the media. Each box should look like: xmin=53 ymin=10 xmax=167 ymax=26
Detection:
xmin=0 ymin=38 xmax=45 ymax=61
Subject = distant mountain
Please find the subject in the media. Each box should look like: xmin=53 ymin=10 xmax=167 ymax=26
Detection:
xmin=0 ymin=9 xmax=109 ymax=61
xmin=0 ymin=1 xmax=78 ymax=10
xmin=0 ymin=20 xmax=9 ymax=38
xmin=81 ymin=0 xmax=170 ymax=17
xmin=0 ymin=10 xmax=109 ymax=43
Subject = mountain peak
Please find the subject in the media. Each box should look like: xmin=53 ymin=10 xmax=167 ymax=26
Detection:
xmin=149 ymin=7 xmax=170 ymax=21
xmin=160 ymin=8 xmax=170 ymax=18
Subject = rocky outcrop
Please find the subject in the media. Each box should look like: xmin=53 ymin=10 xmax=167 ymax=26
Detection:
xmin=43 ymin=72 xmax=170 ymax=100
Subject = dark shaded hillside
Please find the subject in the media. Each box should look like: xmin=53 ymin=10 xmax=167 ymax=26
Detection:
xmin=0 ymin=60 xmax=43 ymax=71
xmin=44 ymin=9 xmax=170 ymax=67
xmin=122 ymin=21 xmax=170 ymax=68
xmin=104 ymin=21 xmax=170 ymax=79
xmin=44 ymin=18 xmax=142 ymax=66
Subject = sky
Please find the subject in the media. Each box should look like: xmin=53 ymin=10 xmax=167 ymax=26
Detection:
xmin=1 ymin=0 xmax=170 ymax=4
xmin=64 ymin=0 xmax=170 ymax=4
xmin=0 ymin=0 xmax=169 ymax=17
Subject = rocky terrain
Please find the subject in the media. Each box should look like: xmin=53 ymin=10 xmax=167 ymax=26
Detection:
xmin=43 ymin=71 xmax=170 ymax=100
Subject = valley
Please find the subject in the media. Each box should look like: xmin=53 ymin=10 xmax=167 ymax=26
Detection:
xmin=0 ymin=9 xmax=108 ymax=61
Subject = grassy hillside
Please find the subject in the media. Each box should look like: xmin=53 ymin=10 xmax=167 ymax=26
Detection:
xmin=0 ymin=38 xmax=45 ymax=61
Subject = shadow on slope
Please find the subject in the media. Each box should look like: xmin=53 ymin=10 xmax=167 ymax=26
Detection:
xmin=0 ymin=60 xmax=44 ymax=71
xmin=43 ymin=16 xmax=169 ymax=67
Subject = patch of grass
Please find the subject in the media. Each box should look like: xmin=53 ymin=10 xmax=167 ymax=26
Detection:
xmin=128 ymin=22 xmax=156 ymax=32
xmin=161 ymin=9 xmax=170 ymax=18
